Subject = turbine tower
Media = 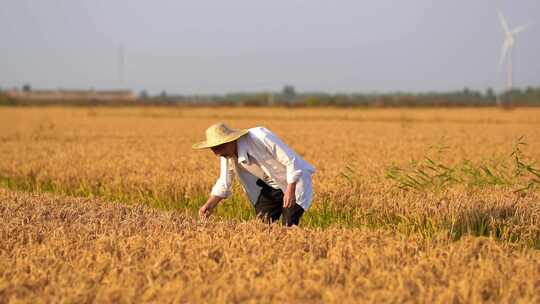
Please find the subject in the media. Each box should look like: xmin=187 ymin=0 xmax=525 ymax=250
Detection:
xmin=497 ymin=9 xmax=528 ymax=95
xmin=118 ymin=44 xmax=125 ymax=87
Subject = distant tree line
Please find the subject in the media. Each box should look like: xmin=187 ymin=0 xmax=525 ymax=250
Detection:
xmin=1 ymin=84 xmax=540 ymax=107
xmin=138 ymin=85 xmax=540 ymax=107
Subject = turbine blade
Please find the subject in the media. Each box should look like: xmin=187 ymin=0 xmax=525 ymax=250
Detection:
xmin=497 ymin=9 xmax=510 ymax=34
xmin=512 ymin=24 xmax=529 ymax=34
xmin=499 ymin=40 xmax=511 ymax=67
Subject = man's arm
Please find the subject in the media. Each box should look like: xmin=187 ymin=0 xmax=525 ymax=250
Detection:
xmin=210 ymin=156 xmax=234 ymax=198
xmin=200 ymin=157 xmax=233 ymax=219
xmin=283 ymin=182 xmax=297 ymax=208
xmin=199 ymin=195 xmax=224 ymax=219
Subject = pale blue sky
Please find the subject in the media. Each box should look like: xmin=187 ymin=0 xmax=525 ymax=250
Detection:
xmin=0 ymin=0 xmax=538 ymax=94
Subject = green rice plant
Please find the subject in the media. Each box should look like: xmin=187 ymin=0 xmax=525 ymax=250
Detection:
xmin=385 ymin=157 xmax=460 ymax=191
xmin=511 ymin=136 xmax=540 ymax=193
xmin=339 ymin=164 xmax=363 ymax=187
xmin=386 ymin=137 xmax=539 ymax=192
xmin=458 ymin=160 xmax=511 ymax=187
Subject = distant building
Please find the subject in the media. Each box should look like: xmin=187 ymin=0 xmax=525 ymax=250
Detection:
xmin=5 ymin=89 xmax=136 ymax=101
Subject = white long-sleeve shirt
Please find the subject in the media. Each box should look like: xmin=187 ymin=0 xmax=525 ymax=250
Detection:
xmin=210 ymin=127 xmax=316 ymax=210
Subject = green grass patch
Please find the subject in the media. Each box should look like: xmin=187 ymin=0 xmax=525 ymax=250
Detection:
xmin=385 ymin=136 xmax=540 ymax=193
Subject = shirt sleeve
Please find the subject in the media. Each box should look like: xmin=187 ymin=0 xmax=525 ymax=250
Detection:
xmin=259 ymin=128 xmax=304 ymax=184
xmin=210 ymin=156 xmax=234 ymax=198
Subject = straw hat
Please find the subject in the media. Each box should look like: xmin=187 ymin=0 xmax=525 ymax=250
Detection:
xmin=192 ymin=122 xmax=249 ymax=149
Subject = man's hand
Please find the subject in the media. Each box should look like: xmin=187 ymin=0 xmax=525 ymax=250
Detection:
xmin=283 ymin=182 xmax=297 ymax=208
xmin=199 ymin=196 xmax=223 ymax=220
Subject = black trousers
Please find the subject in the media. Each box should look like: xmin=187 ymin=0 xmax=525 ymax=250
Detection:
xmin=254 ymin=179 xmax=304 ymax=226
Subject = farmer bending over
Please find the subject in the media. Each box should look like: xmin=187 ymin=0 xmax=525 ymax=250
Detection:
xmin=193 ymin=123 xmax=315 ymax=226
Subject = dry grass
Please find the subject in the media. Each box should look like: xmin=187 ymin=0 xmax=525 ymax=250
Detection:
xmin=1 ymin=188 xmax=540 ymax=303
xmin=1 ymin=106 xmax=540 ymax=302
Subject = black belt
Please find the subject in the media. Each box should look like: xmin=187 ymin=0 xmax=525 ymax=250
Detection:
xmin=256 ymin=178 xmax=282 ymax=194
xmin=256 ymin=178 xmax=271 ymax=188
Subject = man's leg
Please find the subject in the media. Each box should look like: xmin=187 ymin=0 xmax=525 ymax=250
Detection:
xmin=254 ymin=180 xmax=283 ymax=224
xmin=282 ymin=204 xmax=305 ymax=226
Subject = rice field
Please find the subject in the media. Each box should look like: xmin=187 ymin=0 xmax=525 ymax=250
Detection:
xmin=1 ymin=106 xmax=540 ymax=302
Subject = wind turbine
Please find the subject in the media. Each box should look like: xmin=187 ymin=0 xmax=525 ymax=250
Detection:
xmin=497 ymin=9 xmax=529 ymax=96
